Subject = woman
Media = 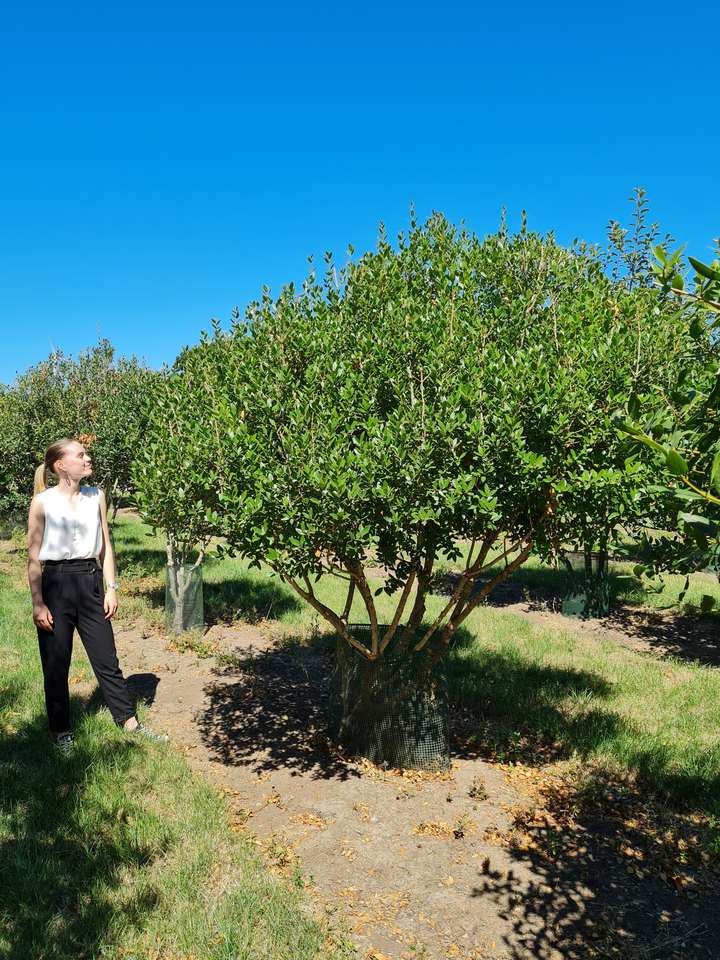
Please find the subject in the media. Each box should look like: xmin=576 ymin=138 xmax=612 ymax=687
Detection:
xmin=27 ymin=438 xmax=168 ymax=753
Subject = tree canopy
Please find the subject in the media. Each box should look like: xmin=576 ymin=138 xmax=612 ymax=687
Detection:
xmin=191 ymin=211 xmax=699 ymax=658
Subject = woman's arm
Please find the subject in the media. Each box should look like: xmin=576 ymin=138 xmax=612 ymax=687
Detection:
xmin=27 ymin=496 xmax=53 ymax=631
xmin=98 ymin=489 xmax=118 ymax=620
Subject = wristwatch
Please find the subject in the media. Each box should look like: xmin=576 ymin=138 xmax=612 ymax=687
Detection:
xmin=106 ymin=581 xmax=118 ymax=590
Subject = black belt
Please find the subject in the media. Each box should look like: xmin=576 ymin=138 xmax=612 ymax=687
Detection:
xmin=43 ymin=558 xmax=100 ymax=570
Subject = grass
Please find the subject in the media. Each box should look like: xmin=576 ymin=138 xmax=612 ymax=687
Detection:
xmin=0 ymin=545 xmax=348 ymax=960
xmin=445 ymin=608 xmax=720 ymax=810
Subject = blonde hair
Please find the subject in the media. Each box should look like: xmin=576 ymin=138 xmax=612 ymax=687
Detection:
xmin=33 ymin=438 xmax=76 ymax=494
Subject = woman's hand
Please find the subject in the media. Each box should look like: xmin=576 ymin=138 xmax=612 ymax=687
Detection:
xmin=33 ymin=603 xmax=54 ymax=632
xmin=104 ymin=587 xmax=118 ymax=620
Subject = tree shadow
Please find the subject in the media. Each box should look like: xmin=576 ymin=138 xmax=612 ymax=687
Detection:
xmin=433 ymin=563 xmax=632 ymax=612
xmin=199 ymin=623 xmax=719 ymax=808
xmin=467 ymin=748 xmax=720 ymax=960
xmin=198 ymin=627 xmax=619 ymax=781
xmin=114 ymin=545 xmax=167 ymax=579
xmin=600 ymin=606 xmax=720 ymax=667
xmin=470 ymin=837 xmax=719 ymax=960
xmin=202 ymin=575 xmax=302 ymax=626
xmin=446 ymin=628 xmax=720 ymax=809
xmin=0 ymin=688 xmax=171 ymax=958
xmin=111 ymin=544 xmax=303 ymax=627
xmin=196 ymin=627 xmax=720 ymax=956
xmin=198 ymin=633 xmax=360 ymax=781
xmin=436 ymin=565 xmax=720 ymax=668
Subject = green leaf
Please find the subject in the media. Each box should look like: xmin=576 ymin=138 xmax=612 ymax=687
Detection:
xmin=678 ymin=512 xmax=712 ymax=527
xmin=711 ymin=450 xmax=720 ymax=495
xmin=689 ymin=257 xmax=720 ymax=283
xmin=673 ymin=488 xmax=707 ymax=502
xmin=665 ymin=448 xmax=688 ymax=476
xmin=653 ymin=245 xmax=667 ymax=265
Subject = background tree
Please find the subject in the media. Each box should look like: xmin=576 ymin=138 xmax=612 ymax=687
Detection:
xmin=0 ymin=339 xmax=157 ymax=527
xmin=131 ymin=334 xmax=227 ymax=633
xmin=555 ymin=187 xmax=688 ymax=609
xmin=620 ymin=239 xmax=720 ymax=603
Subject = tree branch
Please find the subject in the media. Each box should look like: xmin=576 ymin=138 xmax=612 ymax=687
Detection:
xmin=345 ymin=559 xmax=379 ymax=655
xmin=413 ymin=535 xmax=495 ymax=652
xmin=379 ymin=568 xmax=416 ymax=654
xmin=340 ymin=580 xmax=355 ymax=622
xmin=284 ymin=574 xmax=373 ymax=658
xmin=396 ymin=532 xmax=436 ymax=651
xmin=442 ymin=541 xmax=533 ymax=640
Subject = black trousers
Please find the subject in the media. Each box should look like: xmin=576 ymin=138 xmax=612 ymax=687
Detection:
xmin=37 ymin=558 xmax=135 ymax=733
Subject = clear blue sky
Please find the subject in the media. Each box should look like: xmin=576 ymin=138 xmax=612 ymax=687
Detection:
xmin=2 ymin=2 xmax=718 ymax=384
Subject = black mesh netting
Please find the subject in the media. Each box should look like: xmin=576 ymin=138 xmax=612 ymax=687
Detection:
xmin=165 ymin=563 xmax=204 ymax=635
xmin=328 ymin=624 xmax=451 ymax=771
xmin=561 ymin=549 xmax=610 ymax=618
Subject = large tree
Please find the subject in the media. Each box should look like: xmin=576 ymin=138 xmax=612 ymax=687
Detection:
xmin=203 ymin=210 xmax=696 ymax=659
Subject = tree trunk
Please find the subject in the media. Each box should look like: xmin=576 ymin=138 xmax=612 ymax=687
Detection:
xmin=330 ymin=627 xmax=450 ymax=770
xmin=165 ymin=537 xmax=204 ymax=634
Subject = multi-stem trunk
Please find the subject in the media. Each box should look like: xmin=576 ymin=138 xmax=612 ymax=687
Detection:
xmin=285 ymin=493 xmax=553 ymax=662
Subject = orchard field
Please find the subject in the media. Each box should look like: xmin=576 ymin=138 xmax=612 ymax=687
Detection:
xmin=3 ymin=506 xmax=720 ymax=958
xmin=3 ymin=199 xmax=720 ymax=958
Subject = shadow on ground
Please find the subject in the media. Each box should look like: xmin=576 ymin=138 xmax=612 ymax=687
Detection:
xmin=198 ymin=634 xmax=358 ymax=781
xmin=195 ymin=627 xmax=720 ymax=959
xmin=198 ymin=627 xmax=719 ymax=803
xmin=601 ymin=607 xmax=720 ymax=667
xmin=112 ymin=537 xmax=303 ymax=626
xmin=202 ymin=576 xmax=302 ymax=625
xmin=433 ymin=566 xmax=720 ymax=668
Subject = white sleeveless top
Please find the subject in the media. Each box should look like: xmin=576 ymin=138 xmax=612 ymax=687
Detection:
xmin=38 ymin=485 xmax=104 ymax=561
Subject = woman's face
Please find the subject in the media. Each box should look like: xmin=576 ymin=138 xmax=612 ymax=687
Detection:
xmin=53 ymin=442 xmax=93 ymax=481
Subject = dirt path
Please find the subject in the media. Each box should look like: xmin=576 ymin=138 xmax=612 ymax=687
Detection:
xmin=100 ymin=618 xmax=720 ymax=960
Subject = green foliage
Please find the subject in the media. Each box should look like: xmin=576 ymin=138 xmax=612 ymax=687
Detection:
xmin=195 ymin=210 xmax=696 ymax=658
xmin=131 ymin=333 xmax=227 ymax=568
xmin=619 ymin=238 xmax=720 ymax=590
xmin=604 ymin=186 xmax=675 ymax=291
xmin=0 ymin=338 xmax=158 ymax=521
xmin=652 ymin=238 xmax=720 ymax=314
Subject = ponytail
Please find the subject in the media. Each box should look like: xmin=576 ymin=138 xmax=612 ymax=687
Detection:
xmin=34 ymin=437 xmax=75 ymax=495
xmin=33 ymin=462 xmax=49 ymax=494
